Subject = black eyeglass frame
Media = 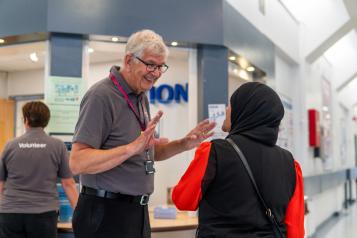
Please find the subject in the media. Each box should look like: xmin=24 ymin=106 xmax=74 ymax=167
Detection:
xmin=135 ymin=56 xmax=169 ymax=73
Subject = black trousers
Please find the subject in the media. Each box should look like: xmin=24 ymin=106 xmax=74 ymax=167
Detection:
xmin=72 ymin=193 xmax=151 ymax=238
xmin=0 ymin=211 xmax=58 ymax=238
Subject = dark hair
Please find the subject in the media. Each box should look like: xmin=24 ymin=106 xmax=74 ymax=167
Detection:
xmin=22 ymin=101 xmax=51 ymax=128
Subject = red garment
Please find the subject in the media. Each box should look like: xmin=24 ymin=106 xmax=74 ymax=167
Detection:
xmin=172 ymin=142 xmax=211 ymax=211
xmin=172 ymin=142 xmax=305 ymax=238
xmin=284 ymin=160 xmax=305 ymax=238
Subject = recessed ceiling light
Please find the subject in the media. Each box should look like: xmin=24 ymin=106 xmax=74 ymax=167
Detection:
xmin=0 ymin=39 xmax=5 ymax=44
xmin=322 ymin=106 xmax=329 ymax=112
xmin=88 ymin=48 xmax=94 ymax=53
xmin=229 ymin=56 xmax=236 ymax=61
xmin=171 ymin=41 xmax=178 ymax=46
xmin=246 ymin=66 xmax=255 ymax=72
xmin=112 ymin=37 xmax=119 ymax=42
xmin=238 ymin=58 xmax=249 ymax=69
xmin=29 ymin=53 xmax=39 ymax=62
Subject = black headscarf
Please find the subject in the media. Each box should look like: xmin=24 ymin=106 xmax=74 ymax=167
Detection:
xmin=228 ymin=82 xmax=284 ymax=146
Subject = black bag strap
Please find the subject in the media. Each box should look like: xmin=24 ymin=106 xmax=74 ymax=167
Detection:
xmin=226 ymin=138 xmax=284 ymax=238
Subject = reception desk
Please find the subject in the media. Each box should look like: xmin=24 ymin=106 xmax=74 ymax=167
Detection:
xmin=58 ymin=210 xmax=198 ymax=237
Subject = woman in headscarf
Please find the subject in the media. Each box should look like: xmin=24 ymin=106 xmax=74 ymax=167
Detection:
xmin=172 ymin=82 xmax=304 ymax=238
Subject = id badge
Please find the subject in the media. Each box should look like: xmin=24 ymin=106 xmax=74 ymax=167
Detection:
xmin=144 ymin=160 xmax=156 ymax=174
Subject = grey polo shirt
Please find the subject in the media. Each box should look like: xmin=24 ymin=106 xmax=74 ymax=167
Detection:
xmin=0 ymin=127 xmax=72 ymax=213
xmin=73 ymin=66 xmax=154 ymax=196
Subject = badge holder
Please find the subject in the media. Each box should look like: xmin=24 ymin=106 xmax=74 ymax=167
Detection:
xmin=144 ymin=160 xmax=155 ymax=174
xmin=144 ymin=150 xmax=156 ymax=174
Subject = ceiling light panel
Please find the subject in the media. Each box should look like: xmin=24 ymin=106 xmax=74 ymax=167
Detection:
xmin=324 ymin=30 xmax=357 ymax=83
xmin=29 ymin=52 xmax=39 ymax=62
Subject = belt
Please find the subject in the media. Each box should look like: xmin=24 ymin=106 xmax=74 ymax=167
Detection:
xmin=81 ymin=186 xmax=150 ymax=205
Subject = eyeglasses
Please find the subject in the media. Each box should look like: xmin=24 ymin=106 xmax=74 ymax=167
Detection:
xmin=135 ymin=56 xmax=169 ymax=73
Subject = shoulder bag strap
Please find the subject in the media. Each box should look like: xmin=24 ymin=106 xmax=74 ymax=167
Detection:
xmin=226 ymin=138 xmax=284 ymax=238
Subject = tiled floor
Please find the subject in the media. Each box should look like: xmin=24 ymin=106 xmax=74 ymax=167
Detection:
xmin=315 ymin=203 xmax=357 ymax=238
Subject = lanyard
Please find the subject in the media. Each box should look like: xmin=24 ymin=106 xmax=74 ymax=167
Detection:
xmin=109 ymin=73 xmax=146 ymax=131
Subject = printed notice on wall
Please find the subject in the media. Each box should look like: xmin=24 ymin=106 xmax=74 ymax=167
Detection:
xmin=45 ymin=76 xmax=85 ymax=134
xmin=208 ymin=104 xmax=228 ymax=140
xmin=321 ymin=78 xmax=333 ymax=170
xmin=277 ymin=94 xmax=294 ymax=152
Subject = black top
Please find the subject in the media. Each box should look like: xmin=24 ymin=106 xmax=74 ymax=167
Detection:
xmin=198 ymin=136 xmax=296 ymax=237
xmin=199 ymin=82 xmax=295 ymax=237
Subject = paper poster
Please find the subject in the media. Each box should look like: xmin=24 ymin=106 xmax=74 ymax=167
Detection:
xmin=321 ymin=78 xmax=333 ymax=170
xmin=208 ymin=104 xmax=228 ymax=140
xmin=277 ymin=94 xmax=294 ymax=151
xmin=45 ymin=76 xmax=85 ymax=134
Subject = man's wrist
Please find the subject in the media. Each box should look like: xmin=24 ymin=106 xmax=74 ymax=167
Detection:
xmin=125 ymin=142 xmax=137 ymax=158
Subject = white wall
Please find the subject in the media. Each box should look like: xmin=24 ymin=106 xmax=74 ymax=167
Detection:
xmin=335 ymin=104 xmax=353 ymax=168
xmin=299 ymin=56 xmax=356 ymax=235
xmin=87 ymin=62 xmax=118 ymax=89
xmin=302 ymin=57 xmax=356 ymax=174
xmin=0 ymin=72 xmax=8 ymax=98
xmin=272 ymin=53 xmax=348 ymax=238
xmin=7 ymin=69 xmax=44 ymax=96
xmin=305 ymin=184 xmax=345 ymax=237
xmin=274 ymin=50 xmax=305 ymax=161
xmin=230 ymin=48 xmax=351 ymax=237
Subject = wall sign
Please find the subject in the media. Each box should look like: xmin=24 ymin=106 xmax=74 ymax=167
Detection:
xmin=45 ymin=76 xmax=85 ymax=134
xmin=277 ymin=94 xmax=294 ymax=152
xmin=149 ymin=83 xmax=188 ymax=104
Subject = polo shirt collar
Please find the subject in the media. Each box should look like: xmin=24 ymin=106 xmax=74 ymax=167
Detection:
xmin=25 ymin=127 xmax=45 ymax=135
xmin=110 ymin=65 xmax=134 ymax=95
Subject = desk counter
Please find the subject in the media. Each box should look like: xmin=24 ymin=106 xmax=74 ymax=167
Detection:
xmin=58 ymin=210 xmax=198 ymax=233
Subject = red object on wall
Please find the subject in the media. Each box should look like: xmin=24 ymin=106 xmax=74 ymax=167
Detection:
xmin=308 ymin=109 xmax=320 ymax=147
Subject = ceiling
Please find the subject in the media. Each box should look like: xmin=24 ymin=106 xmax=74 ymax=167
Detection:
xmin=0 ymin=42 xmax=46 ymax=72
xmin=281 ymin=0 xmax=357 ymax=107
xmin=2 ymin=0 xmax=357 ymax=106
xmin=0 ymin=41 xmax=189 ymax=73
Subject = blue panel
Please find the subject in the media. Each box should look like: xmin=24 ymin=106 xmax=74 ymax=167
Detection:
xmin=197 ymin=45 xmax=228 ymax=120
xmin=0 ymin=0 xmax=47 ymax=37
xmin=223 ymin=1 xmax=275 ymax=78
xmin=50 ymin=33 xmax=83 ymax=77
xmin=47 ymin=0 xmax=223 ymax=45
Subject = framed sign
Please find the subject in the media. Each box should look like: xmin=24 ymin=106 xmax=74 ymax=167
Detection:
xmin=45 ymin=76 xmax=85 ymax=134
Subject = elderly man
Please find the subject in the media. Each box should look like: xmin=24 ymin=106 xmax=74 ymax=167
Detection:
xmin=70 ymin=29 xmax=215 ymax=238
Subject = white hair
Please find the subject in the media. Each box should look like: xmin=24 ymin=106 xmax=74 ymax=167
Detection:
xmin=125 ymin=29 xmax=169 ymax=60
